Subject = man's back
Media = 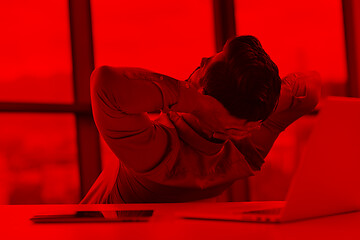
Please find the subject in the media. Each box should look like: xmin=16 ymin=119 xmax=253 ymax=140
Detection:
xmin=81 ymin=68 xmax=320 ymax=204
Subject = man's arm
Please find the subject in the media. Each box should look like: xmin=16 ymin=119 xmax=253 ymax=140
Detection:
xmin=91 ymin=66 xmax=206 ymax=173
xmin=237 ymin=71 xmax=322 ymax=170
xmin=272 ymin=71 xmax=321 ymax=117
xmin=91 ymin=66 xmax=204 ymax=114
xmin=267 ymin=71 xmax=321 ymax=130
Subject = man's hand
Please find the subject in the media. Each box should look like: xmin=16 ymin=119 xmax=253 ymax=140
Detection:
xmin=191 ymin=94 xmax=260 ymax=141
xmin=170 ymin=80 xmax=260 ymax=141
xmin=275 ymin=71 xmax=322 ymax=113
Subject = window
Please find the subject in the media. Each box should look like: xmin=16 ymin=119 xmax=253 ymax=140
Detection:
xmin=0 ymin=1 xmax=79 ymax=204
xmin=91 ymin=0 xmax=216 ymax=165
xmin=234 ymin=0 xmax=348 ymax=200
xmin=0 ymin=0 xmax=353 ymax=203
xmin=234 ymin=0 xmax=347 ymax=96
xmin=0 ymin=1 xmax=73 ymax=103
xmin=91 ymin=0 xmax=215 ymax=80
xmin=0 ymin=114 xmax=79 ymax=204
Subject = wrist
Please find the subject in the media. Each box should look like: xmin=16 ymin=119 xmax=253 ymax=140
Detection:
xmin=170 ymin=81 xmax=204 ymax=115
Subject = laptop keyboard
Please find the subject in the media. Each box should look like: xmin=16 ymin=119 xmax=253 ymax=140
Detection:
xmin=241 ymin=207 xmax=283 ymax=215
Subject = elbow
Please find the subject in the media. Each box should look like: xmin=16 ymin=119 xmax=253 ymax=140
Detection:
xmin=90 ymin=65 xmax=114 ymax=95
xmin=288 ymin=71 xmax=322 ymax=115
xmin=90 ymin=66 xmax=131 ymax=112
xmin=91 ymin=65 xmax=112 ymax=78
xmin=90 ymin=65 xmax=123 ymax=111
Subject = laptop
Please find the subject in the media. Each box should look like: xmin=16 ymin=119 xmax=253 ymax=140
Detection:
xmin=178 ymin=97 xmax=360 ymax=223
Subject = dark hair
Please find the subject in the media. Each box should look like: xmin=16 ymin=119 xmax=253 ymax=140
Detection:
xmin=203 ymin=35 xmax=281 ymax=122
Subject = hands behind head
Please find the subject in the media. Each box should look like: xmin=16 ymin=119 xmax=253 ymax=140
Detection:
xmin=191 ymin=94 xmax=261 ymax=142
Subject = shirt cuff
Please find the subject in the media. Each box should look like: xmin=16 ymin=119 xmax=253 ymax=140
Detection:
xmin=152 ymin=75 xmax=180 ymax=113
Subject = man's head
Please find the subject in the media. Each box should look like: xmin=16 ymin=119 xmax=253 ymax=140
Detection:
xmin=189 ymin=35 xmax=281 ymax=122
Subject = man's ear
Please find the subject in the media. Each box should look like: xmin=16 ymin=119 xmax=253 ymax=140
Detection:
xmin=198 ymin=87 xmax=206 ymax=95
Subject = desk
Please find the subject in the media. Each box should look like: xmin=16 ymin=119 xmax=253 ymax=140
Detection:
xmin=1 ymin=202 xmax=359 ymax=240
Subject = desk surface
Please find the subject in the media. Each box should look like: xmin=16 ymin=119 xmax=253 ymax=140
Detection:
xmin=1 ymin=202 xmax=359 ymax=240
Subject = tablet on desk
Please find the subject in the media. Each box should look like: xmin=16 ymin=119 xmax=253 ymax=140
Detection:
xmin=31 ymin=210 xmax=154 ymax=223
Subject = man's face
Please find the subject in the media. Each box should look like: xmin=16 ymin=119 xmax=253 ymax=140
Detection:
xmin=187 ymin=51 xmax=226 ymax=91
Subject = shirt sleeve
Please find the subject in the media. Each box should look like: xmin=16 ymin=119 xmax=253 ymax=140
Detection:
xmin=90 ymin=67 xmax=180 ymax=173
xmin=242 ymin=71 xmax=321 ymax=169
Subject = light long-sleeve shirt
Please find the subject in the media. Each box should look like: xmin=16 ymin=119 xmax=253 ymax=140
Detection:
xmin=81 ymin=68 xmax=320 ymax=203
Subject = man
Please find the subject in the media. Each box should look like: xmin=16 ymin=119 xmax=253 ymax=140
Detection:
xmin=81 ymin=36 xmax=321 ymax=203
